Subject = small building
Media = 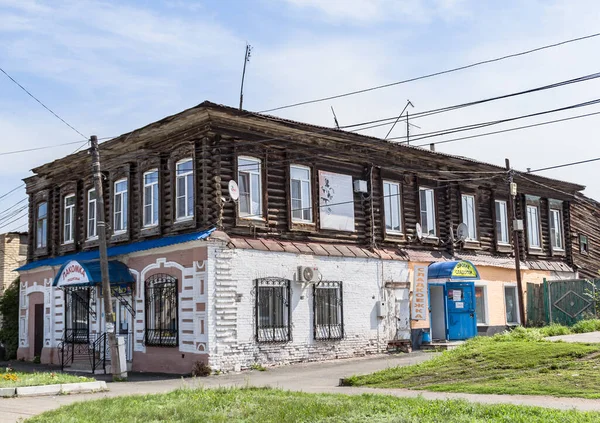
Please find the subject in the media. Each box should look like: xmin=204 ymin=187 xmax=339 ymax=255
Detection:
xmin=0 ymin=232 xmax=27 ymax=295
xmin=16 ymin=102 xmax=586 ymax=373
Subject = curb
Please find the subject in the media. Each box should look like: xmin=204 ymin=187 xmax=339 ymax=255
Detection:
xmin=8 ymin=381 xmax=108 ymax=398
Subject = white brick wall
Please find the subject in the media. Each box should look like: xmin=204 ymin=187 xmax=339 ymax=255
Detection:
xmin=207 ymin=242 xmax=410 ymax=372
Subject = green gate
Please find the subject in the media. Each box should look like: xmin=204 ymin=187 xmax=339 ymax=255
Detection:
xmin=544 ymin=278 xmax=600 ymax=326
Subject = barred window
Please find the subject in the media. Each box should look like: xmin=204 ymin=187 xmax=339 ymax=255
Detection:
xmin=145 ymin=274 xmax=178 ymax=347
xmin=255 ymin=278 xmax=290 ymax=343
xmin=65 ymin=287 xmax=91 ymax=343
xmin=314 ymin=282 xmax=344 ymax=340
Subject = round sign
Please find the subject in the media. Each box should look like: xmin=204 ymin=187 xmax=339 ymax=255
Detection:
xmin=228 ymin=180 xmax=240 ymax=201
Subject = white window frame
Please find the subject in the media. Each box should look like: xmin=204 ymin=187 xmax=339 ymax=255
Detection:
xmin=504 ymin=283 xmax=520 ymax=325
xmin=549 ymin=208 xmax=564 ymax=251
xmin=238 ymin=156 xmax=263 ymax=219
xmin=143 ymin=169 xmax=159 ymax=227
xmin=175 ymin=159 xmax=194 ymax=221
xmin=87 ymin=188 xmax=97 ymax=240
xmin=290 ymin=164 xmax=312 ymax=223
xmin=383 ymin=180 xmax=402 ymax=235
xmin=419 ymin=187 xmax=436 ymax=236
xmin=63 ymin=194 xmax=75 ymax=244
xmin=36 ymin=202 xmax=48 ymax=249
xmin=113 ymin=178 xmax=128 ymax=234
xmin=461 ymin=194 xmax=477 ymax=240
xmin=474 ymin=283 xmax=489 ymax=326
xmin=526 ymin=205 xmax=541 ymax=249
xmin=495 ymin=200 xmax=510 ymax=245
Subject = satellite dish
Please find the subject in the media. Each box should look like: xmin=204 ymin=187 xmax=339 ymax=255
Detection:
xmin=228 ymin=180 xmax=240 ymax=202
xmin=456 ymin=223 xmax=469 ymax=242
xmin=415 ymin=223 xmax=423 ymax=240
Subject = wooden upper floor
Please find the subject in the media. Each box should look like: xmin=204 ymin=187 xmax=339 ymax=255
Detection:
xmin=24 ymin=102 xmax=586 ymax=266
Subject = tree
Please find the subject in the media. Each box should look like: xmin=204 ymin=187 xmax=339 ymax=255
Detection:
xmin=0 ymin=278 xmax=20 ymax=360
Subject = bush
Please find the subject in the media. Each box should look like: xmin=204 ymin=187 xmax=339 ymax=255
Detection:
xmin=538 ymin=323 xmax=571 ymax=337
xmin=0 ymin=278 xmax=19 ymax=360
xmin=571 ymin=319 xmax=600 ymax=334
xmin=191 ymin=361 xmax=211 ymax=377
xmin=491 ymin=326 xmax=546 ymax=342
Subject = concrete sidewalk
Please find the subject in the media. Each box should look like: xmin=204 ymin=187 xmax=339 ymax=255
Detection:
xmin=3 ymin=351 xmax=600 ymax=422
xmin=547 ymin=330 xmax=600 ymax=343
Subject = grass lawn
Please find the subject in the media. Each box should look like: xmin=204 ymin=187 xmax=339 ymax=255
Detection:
xmin=0 ymin=370 xmax=94 ymax=388
xmin=345 ymin=334 xmax=600 ymax=398
xmin=27 ymin=387 xmax=600 ymax=423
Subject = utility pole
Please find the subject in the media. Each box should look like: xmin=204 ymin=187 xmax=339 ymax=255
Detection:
xmin=90 ymin=135 xmax=126 ymax=380
xmin=506 ymin=158 xmax=526 ymax=326
xmin=406 ymin=110 xmax=410 ymax=145
xmin=239 ymin=43 xmax=252 ymax=110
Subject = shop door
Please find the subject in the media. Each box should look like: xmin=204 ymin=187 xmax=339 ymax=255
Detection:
xmin=446 ymin=282 xmax=476 ymax=340
xmin=34 ymin=304 xmax=44 ymax=357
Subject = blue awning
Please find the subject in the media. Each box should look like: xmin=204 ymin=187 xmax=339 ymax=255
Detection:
xmin=18 ymin=227 xmax=215 ymax=272
xmin=428 ymin=260 xmax=480 ymax=281
xmin=53 ymin=260 xmax=134 ymax=287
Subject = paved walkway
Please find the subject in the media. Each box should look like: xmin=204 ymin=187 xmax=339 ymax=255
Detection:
xmin=547 ymin=330 xmax=600 ymax=343
xmin=3 ymin=351 xmax=600 ymax=422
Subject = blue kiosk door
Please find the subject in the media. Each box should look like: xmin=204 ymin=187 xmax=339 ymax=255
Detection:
xmin=446 ymin=282 xmax=476 ymax=340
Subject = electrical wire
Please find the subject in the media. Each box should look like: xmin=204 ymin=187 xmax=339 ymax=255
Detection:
xmin=259 ymin=32 xmax=600 ymax=113
xmin=0 ymin=184 xmax=24 ymax=201
xmin=527 ymin=157 xmax=600 ymax=174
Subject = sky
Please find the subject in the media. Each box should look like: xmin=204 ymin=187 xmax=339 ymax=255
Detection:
xmin=1 ymin=0 xmax=600 ymax=232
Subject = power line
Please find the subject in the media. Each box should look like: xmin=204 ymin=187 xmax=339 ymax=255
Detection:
xmin=0 ymin=141 xmax=83 ymax=157
xmin=259 ymin=32 xmax=600 ymax=113
xmin=0 ymin=66 xmax=88 ymax=140
xmin=527 ymin=157 xmax=600 ymax=174
xmin=0 ymin=184 xmax=24 ymax=202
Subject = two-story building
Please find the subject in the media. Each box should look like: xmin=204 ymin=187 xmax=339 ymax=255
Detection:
xmin=16 ymin=101 xmax=584 ymax=373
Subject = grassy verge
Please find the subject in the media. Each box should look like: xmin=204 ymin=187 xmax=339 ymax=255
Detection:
xmin=0 ymin=369 xmax=93 ymax=388
xmin=27 ymin=387 xmax=600 ymax=423
xmin=345 ymin=331 xmax=600 ymax=398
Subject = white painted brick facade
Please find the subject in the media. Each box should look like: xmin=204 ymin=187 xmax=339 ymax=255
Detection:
xmin=207 ymin=242 xmax=410 ymax=372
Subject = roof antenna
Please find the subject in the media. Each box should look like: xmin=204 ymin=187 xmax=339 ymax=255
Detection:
xmin=385 ymin=99 xmax=414 ymax=140
xmin=239 ymin=43 xmax=252 ymax=110
xmin=331 ymin=106 xmax=340 ymax=130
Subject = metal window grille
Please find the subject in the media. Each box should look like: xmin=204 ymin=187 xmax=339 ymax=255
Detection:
xmin=64 ymin=286 xmax=92 ymax=343
xmin=313 ymin=281 xmax=344 ymax=340
xmin=144 ymin=274 xmax=178 ymax=347
xmin=255 ymin=277 xmax=291 ymax=343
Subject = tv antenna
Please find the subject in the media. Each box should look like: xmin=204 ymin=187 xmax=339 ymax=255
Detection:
xmin=239 ymin=43 xmax=253 ymax=110
xmin=331 ymin=106 xmax=340 ymax=130
xmin=385 ymin=99 xmax=414 ymax=140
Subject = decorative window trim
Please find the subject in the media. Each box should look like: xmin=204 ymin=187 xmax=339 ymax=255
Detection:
xmin=113 ymin=178 xmax=128 ymax=235
xmin=175 ymin=158 xmax=194 ymax=222
xmin=383 ymin=180 xmax=403 ymax=235
xmin=144 ymin=274 xmax=179 ymax=347
xmin=87 ymin=188 xmax=98 ymax=240
xmin=290 ymin=164 xmax=313 ymax=224
xmin=63 ymin=194 xmax=76 ymax=244
xmin=255 ymin=277 xmax=290 ymax=343
xmin=143 ymin=169 xmax=159 ymax=228
xmin=238 ymin=156 xmax=263 ymax=220
xmin=313 ymin=281 xmax=344 ymax=340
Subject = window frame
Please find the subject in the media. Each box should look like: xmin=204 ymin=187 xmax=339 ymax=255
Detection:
xmin=474 ymin=283 xmax=489 ymax=326
xmin=549 ymin=208 xmax=564 ymax=251
xmin=36 ymin=202 xmax=48 ymax=249
xmin=494 ymin=199 xmax=510 ymax=245
xmin=418 ymin=187 xmax=437 ymax=237
xmin=63 ymin=194 xmax=76 ymax=245
xmin=175 ymin=158 xmax=194 ymax=222
xmin=113 ymin=178 xmax=128 ymax=234
xmin=526 ymin=204 xmax=541 ymax=249
xmin=87 ymin=188 xmax=97 ymax=240
xmin=383 ymin=180 xmax=403 ymax=235
xmin=143 ymin=169 xmax=160 ymax=228
xmin=580 ymin=234 xmax=589 ymax=255
xmin=460 ymin=193 xmax=478 ymax=241
xmin=144 ymin=273 xmax=179 ymax=347
xmin=290 ymin=164 xmax=313 ymax=223
xmin=238 ymin=156 xmax=263 ymax=219
xmin=504 ymin=283 xmax=521 ymax=325
xmin=313 ymin=281 xmax=344 ymax=340
xmin=255 ymin=277 xmax=291 ymax=343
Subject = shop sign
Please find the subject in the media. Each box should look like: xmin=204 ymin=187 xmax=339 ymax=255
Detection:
xmin=56 ymin=261 xmax=89 ymax=287
xmin=411 ymin=265 xmax=429 ymax=320
xmin=451 ymin=261 xmax=477 ymax=278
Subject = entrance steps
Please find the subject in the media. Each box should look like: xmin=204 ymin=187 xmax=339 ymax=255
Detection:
xmin=421 ymin=341 xmax=464 ymax=351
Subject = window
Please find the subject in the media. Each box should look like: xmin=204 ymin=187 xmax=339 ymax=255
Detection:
xmin=114 ymin=179 xmax=128 ymax=233
xmin=36 ymin=202 xmax=48 ymax=248
xmin=580 ymin=234 xmax=589 ymax=254
xmin=314 ymin=282 xmax=343 ymax=340
xmin=255 ymin=278 xmax=290 ymax=342
xmin=419 ymin=187 xmax=436 ymax=236
xmin=238 ymin=156 xmax=262 ymax=218
xmin=549 ymin=208 xmax=563 ymax=250
xmin=63 ymin=194 xmax=75 ymax=244
xmin=495 ymin=200 xmax=509 ymax=244
xmin=526 ymin=205 xmax=541 ymax=248
xmin=87 ymin=189 xmax=97 ymax=239
xmin=383 ymin=181 xmax=402 ymax=234
xmin=290 ymin=165 xmax=312 ymax=222
xmin=475 ymin=286 xmax=487 ymax=325
xmin=504 ymin=285 xmax=520 ymax=325
xmin=144 ymin=274 xmax=178 ymax=347
xmin=461 ymin=194 xmax=477 ymax=240
xmin=143 ymin=170 xmax=159 ymax=227
xmin=175 ymin=159 xmax=194 ymax=220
